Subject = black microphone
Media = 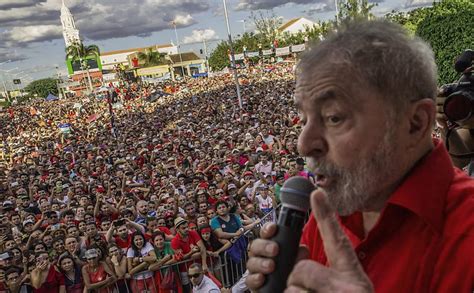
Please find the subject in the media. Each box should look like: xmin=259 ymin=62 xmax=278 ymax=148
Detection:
xmin=260 ymin=176 xmax=315 ymax=293
xmin=454 ymin=49 xmax=474 ymax=73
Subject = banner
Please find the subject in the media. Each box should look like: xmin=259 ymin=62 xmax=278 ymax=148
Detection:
xmin=247 ymin=52 xmax=259 ymax=58
xmin=263 ymin=49 xmax=273 ymax=56
xmin=276 ymin=46 xmax=290 ymax=56
xmin=234 ymin=53 xmax=245 ymax=61
xmin=292 ymin=44 xmax=305 ymax=52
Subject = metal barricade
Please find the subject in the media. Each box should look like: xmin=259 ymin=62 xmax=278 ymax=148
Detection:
xmin=99 ymin=208 xmax=281 ymax=292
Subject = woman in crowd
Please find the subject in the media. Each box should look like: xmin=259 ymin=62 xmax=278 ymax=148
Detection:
xmin=82 ymin=248 xmax=116 ymax=293
xmin=58 ymin=254 xmax=83 ymax=293
xmin=30 ymin=251 xmax=66 ymax=293
xmin=126 ymin=232 xmax=156 ymax=293
xmin=147 ymin=231 xmax=178 ymax=293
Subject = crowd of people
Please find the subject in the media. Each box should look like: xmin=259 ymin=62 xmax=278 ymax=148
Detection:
xmin=0 ymin=61 xmax=313 ymax=292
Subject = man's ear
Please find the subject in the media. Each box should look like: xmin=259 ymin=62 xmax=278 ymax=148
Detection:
xmin=406 ymin=98 xmax=436 ymax=147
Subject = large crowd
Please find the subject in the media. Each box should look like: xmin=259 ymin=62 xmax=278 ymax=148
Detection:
xmin=0 ymin=61 xmax=314 ymax=292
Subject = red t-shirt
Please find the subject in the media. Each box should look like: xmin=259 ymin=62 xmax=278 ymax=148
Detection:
xmin=171 ymin=230 xmax=201 ymax=255
xmin=299 ymin=140 xmax=474 ymax=292
xmin=33 ymin=265 xmax=65 ymax=293
xmin=114 ymin=234 xmax=132 ymax=250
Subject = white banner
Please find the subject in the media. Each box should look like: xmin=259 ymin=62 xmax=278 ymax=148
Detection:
xmin=234 ymin=53 xmax=245 ymax=61
xmin=263 ymin=49 xmax=273 ymax=56
xmin=247 ymin=52 xmax=259 ymax=58
xmin=276 ymin=46 xmax=291 ymax=56
xmin=292 ymin=44 xmax=305 ymax=52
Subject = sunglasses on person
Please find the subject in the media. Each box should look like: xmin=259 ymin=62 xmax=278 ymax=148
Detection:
xmin=188 ymin=272 xmax=202 ymax=279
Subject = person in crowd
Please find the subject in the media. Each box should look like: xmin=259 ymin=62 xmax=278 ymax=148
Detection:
xmin=106 ymin=244 xmax=129 ymax=293
xmin=30 ymin=251 xmax=66 ymax=293
xmin=126 ymin=232 xmax=156 ymax=293
xmin=246 ymin=20 xmax=474 ymax=292
xmin=188 ymin=263 xmax=219 ymax=293
xmin=58 ymin=254 xmax=83 ymax=293
xmin=81 ymin=248 xmax=116 ymax=293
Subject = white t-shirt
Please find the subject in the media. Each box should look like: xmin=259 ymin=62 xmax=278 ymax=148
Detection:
xmin=126 ymin=242 xmax=154 ymax=280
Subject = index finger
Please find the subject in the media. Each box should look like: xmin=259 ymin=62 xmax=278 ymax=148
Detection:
xmin=311 ymin=189 xmax=362 ymax=272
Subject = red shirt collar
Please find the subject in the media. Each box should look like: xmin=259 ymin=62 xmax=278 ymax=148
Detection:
xmin=387 ymin=139 xmax=453 ymax=233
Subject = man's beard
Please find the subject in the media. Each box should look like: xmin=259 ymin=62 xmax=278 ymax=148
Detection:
xmin=309 ymin=123 xmax=397 ymax=216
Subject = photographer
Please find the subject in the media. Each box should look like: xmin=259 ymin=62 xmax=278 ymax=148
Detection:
xmin=436 ymin=52 xmax=474 ymax=173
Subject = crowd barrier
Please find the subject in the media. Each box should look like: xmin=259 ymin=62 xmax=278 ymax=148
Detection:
xmin=90 ymin=207 xmax=279 ymax=292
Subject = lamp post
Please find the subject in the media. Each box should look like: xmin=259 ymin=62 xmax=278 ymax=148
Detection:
xmin=172 ymin=21 xmax=185 ymax=78
xmin=222 ymin=0 xmax=243 ymax=109
xmin=0 ymin=60 xmax=12 ymax=102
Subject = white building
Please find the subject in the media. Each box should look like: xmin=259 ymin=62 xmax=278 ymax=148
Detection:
xmin=60 ymin=0 xmax=81 ymax=47
xmin=278 ymin=17 xmax=316 ymax=35
xmin=100 ymin=44 xmax=178 ymax=71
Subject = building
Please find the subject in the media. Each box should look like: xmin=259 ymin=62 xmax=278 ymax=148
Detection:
xmin=278 ymin=17 xmax=316 ymax=35
xmin=60 ymin=0 xmax=81 ymax=48
xmin=100 ymin=44 xmax=178 ymax=85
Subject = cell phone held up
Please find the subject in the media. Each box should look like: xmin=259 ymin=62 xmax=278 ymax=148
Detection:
xmin=114 ymin=219 xmax=126 ymax=227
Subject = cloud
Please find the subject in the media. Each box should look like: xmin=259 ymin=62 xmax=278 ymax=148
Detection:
xmin=304 ymin=2 xmax=334 ymax=14
xmin=182 ymin=29 xmax=219 ymax=44
xmin=404 ymin=0 xmax=433 ymax=8
xmin=236 ymin=0 xmax=314 ymax=11
xmin=0 ymin=0 xmax=210 ymax=50
xmin=0 ymin=0 xmax=47 ymax=10
xmin=7 ymin=25 xmax=62 ymax=43
xmin=173 ymin=14 xmax=194 ymax=26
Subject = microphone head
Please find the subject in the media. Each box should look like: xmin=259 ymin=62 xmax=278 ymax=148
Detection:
xmin=280 ymin=176 xmax=315 ymax=212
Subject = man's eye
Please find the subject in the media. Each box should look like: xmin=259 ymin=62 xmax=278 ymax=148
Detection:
xmin=326 ymin=115 xmax=343 ymax=125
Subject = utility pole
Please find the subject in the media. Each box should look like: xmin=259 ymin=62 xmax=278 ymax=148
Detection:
xmin=202 ymin=38 xmax=210 ymax=73
xmin=172 ymin=21 xmax=185 ymax=78
xmin=223 ymin=0 xmax=243 ymax=109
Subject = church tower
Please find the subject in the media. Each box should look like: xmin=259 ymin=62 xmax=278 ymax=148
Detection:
xmin=61 ymin=0 xmax=81 ymax=47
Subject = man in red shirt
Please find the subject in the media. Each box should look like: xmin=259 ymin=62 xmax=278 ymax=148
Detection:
xmin=246 ymin=20 xmax=474 ymax=292
xmin=171 ymin=217 xmax=208 ymax=291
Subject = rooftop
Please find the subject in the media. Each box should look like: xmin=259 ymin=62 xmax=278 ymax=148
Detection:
xmin=101 ymin=44 xmax=174 ymax=56
xmin=169 ymin=52 xmax=202 ymax=63
xmin=278 ymin=17 xmax=302 ymax=32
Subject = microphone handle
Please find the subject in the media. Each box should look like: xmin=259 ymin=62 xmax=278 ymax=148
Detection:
xmin=260 ymin=207 xmax=307 ymax=293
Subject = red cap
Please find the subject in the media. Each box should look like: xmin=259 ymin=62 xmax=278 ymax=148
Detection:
xmin=243 ymin=171 xmax=253 ymax=177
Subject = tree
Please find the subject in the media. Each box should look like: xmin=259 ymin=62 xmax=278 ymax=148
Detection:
xmin=337 ymin=0 xmax=377 ymax=24
xmin=209 ymin=41 xmax=231 ymax=71
xmin=65 ymin=42 xmax=100 ymax=91
xmin=137 ymin=47 xmax=168 ymax=67
xmin=24 ymin=78 xmax=58 ymax=99
xmin=415 ymin=0 xmax=474 ymax=84
xmin=251 ymin=11 xmax=283 ymax=46
xmin=385 ymin=7 xmax=430 ymax=35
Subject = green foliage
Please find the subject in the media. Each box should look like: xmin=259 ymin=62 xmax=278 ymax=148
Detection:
xmin=24 ymin=78 xmax=58 ymax=99
xmin=65 ymin=42 xmax=100 ymax=65
xmin=137 ymin=48 xmax=168 ymax=67
xmin=209 ymin=41 xmax=230 ymax=71
xmin=415 ymin=0 xmax=474 ymax=84
xmin=337 ymin=0 xmax=377 ymax=24
xmin=251 ymin=11 xmax=283 ymax=46
xmin=385 ymin=7 xmax=431 ymax=35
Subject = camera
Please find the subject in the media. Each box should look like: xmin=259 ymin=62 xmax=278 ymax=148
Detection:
xmin=442 ymin=50 xmax=474 ymax=124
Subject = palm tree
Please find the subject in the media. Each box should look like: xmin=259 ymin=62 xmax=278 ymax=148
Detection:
xmin=65 ymin=42 xmax=100 ymax=92
xmin=137 ymin=47 xmax=168 ymax=67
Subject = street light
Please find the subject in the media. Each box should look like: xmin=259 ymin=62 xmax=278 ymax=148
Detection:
xmin=222 ymin=0 xmax=243 ymax=109
xmin=238 ymin=20 xmax=246 ymax=34
xmin=172 ymin=21 xmax=185 ymax=78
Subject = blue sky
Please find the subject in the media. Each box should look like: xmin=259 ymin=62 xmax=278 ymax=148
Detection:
xmin=0 ymin=0 xmax=433 ymax=87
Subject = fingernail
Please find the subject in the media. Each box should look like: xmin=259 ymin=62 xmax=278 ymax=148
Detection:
xmin=265 ymin=243 xmax=275 ymax=254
